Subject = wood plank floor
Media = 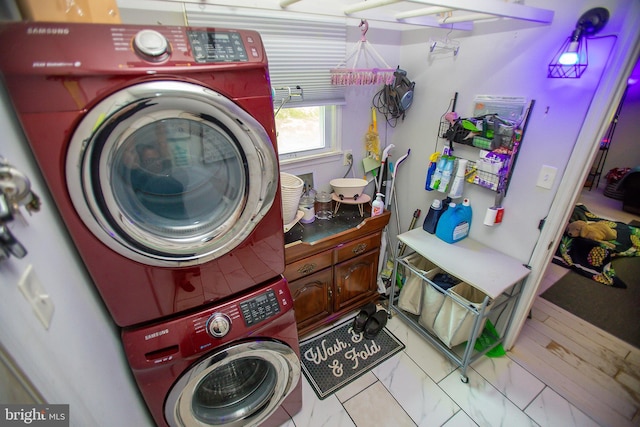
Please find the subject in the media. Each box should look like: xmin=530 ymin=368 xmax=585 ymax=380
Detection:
xmin=509 ymin=297 xmax=640 ymax=427
xmin=513 ymin=186 xmax=640 ymax=426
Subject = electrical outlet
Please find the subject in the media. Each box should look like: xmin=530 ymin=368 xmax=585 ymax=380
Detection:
xmin=342 ymin=150 xmax=353 ymax=166
xmin=536 ymin=165 xmax=557 ymax=190
xmin=18 ymin=265 xmax=54 ymax=329
xmin=297 ymin=173 xmax=314 ymax=192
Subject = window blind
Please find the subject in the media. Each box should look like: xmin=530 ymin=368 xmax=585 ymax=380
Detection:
xmin=184 ymin=4 xmax=347 ymax=106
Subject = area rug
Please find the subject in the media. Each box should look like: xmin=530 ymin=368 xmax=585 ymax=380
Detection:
xmin=299 ymin=316 xmax=405 ymax=399
xmin=541 ymin=256 xmax=640 ymax=348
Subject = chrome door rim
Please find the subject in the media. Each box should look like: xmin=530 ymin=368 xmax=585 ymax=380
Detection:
xmin=66 ymin=81 xmax=278 ymax=266
xmin=165 ymin=340 xmax=300 ymax=427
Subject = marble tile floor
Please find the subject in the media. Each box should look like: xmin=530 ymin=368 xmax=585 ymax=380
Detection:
xmin=277 ymin=311 xmax=612 ymax=427
xmin=274 ymin=186 xmax=640 ymax=427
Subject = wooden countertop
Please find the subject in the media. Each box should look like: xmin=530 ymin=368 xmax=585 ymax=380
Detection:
xmin=284 ymin=205 xmax=390 ymax=264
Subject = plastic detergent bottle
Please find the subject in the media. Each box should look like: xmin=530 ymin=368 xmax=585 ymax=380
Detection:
xmin=435 ymin=201 xmax=472 ymax=243
xmin=448 ymin=159 xmax=468 ymax=199
xmin=423 ymin=199 xmax=443 ymax=234
xmin=371 ymin=193 xmax=385 ymax=217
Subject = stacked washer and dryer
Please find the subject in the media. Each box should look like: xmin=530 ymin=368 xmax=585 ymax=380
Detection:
xmin=0 ymin=22 xmax=302 ymax=427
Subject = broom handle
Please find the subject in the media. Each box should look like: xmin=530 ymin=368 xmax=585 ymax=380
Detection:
xmin=398 ymin=209 xmax=421 ymax=256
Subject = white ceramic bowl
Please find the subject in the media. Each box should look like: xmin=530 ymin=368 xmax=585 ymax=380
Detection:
xmin=330 ymin=178 xmax=368 ymax=200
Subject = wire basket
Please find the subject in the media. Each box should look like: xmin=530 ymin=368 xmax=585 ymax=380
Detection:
xmin=280 ymin=172 xmax=304 ymax=224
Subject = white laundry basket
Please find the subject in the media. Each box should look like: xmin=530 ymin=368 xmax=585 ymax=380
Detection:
xmin=280 ymin=172 xmax=304 ymax=225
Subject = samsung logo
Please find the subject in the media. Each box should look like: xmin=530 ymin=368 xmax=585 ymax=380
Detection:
xmin=145 ymin=329 xmax=169 ymax=340
xmin=27 ymin=27 xmax=70 ymax=35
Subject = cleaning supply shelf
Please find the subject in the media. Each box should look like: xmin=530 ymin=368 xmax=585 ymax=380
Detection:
xmin=388 ymin=227 xmax=530 ymax=382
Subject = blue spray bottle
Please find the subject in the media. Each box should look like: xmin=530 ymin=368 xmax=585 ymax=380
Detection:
xmin=424 ymin=152 xmax=439 ymax=191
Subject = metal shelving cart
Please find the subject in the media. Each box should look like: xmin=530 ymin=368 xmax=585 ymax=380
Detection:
xmin=387 ymin=228 xmax=530 ymax=382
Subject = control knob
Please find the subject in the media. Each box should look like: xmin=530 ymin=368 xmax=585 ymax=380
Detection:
xmin=133 ymin=29 xmax=170 ymax=61
xmin=206 ymin=313 xmax=231 ymax=338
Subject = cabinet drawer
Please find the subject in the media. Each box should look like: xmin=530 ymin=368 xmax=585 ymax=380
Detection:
xmin=284 ymin=250 xmax=332 ymax=282
xmin=334 ymin=232 xmax=381 ymax=263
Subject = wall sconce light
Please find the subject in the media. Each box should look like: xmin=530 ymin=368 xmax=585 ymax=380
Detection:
xmin=548 ymin=7 xmax=609 ymax=78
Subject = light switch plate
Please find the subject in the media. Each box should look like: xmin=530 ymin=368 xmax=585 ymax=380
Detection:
xmin=18 ymin=265 xmax=54 ymax=329
xmin=537 ymin=165 xmax=557 ymax=190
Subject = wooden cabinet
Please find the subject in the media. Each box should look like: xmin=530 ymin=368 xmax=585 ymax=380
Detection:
xmin=287 ymin=267 xmax=332 ymax=333
xmin=284 ymin=211 xmax=390 ymax=337
xmin=334 ymin=245 xmax=379 ymax=311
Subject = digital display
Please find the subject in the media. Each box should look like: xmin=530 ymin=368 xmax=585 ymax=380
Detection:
xmin=239 ymin=290 xmax=280 ymax=327
xmin=187 ymin=30 xmax=248 ymax=63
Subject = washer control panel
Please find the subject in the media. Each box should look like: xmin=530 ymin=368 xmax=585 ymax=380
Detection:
xmin=239 ymin=289 xmax=280 ymax=327
xmin=122 ymin=278 xmax=292 ymax=366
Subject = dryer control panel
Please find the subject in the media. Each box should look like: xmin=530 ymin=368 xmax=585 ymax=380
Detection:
xmin=187 ymin=30 xmax=254 ymax=63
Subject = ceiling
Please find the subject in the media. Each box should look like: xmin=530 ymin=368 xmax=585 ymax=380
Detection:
xmin=173 ymin=0 xmax=555 ymax=31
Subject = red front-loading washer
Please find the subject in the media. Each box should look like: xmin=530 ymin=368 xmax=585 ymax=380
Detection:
xmin=0 ymin=22 xmax=286 ymax=327
xmin=122 ymin=278 xmax=302 ymax=427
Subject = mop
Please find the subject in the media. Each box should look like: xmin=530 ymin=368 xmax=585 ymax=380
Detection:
xmin=375 ymin=145 xmax=394 ymax=294
xmin=376 ymin=144 xmax=395 ymax=193
xmin=377 ymin=149 xmax=411 ymax=295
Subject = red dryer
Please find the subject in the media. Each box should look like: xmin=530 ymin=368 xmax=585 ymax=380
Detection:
xmin=0 ymin=22 xmax=286 ymax=327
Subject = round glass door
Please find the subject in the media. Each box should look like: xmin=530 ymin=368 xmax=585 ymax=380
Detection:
xmin=66 ymin=81 xmax=279 ymax=266
xmin=165 ymin=340 xmax=300 ymax=427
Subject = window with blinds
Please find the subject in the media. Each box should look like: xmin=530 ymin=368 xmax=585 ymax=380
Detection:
xmin=184 ymin=4 xmax=347 ymax=107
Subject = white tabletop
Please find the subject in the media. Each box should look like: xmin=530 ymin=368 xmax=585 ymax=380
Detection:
xmin=397 ymin=228 xmax=530 ymax=299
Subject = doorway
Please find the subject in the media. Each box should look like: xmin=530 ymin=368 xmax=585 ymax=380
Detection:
xmin=539 ymin=57 xmax=640 ymax=297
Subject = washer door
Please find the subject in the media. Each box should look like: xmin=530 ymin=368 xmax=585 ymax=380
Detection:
xmin=66 ymin=81 xmax=278 ymax=267
xmin=165 ymin=340 xmax=300 ymax=427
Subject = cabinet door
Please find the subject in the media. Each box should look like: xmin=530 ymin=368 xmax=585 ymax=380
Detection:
xmin=288 ymin=268 xmax=333 ymax=334
xmin=334 ymin=250 xmax=379 ymax=312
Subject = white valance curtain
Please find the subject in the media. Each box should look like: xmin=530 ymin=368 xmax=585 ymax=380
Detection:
xmin=184 ymin=4 xmax=347 ymax=106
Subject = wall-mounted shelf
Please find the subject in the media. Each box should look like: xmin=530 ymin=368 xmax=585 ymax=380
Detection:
xmin=438 ymin=98 xmax=535 ymax=196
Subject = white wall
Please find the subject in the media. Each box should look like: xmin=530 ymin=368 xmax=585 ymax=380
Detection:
xmin=391 ymin=0 xmax=632 ymax=263
xmin=0 ymin=86 xmax=152 ymax=425
xmin=391 ymin=0 xmax=640 ymax=348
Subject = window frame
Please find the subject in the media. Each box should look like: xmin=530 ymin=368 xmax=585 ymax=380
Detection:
xmin=277 ymin=104 xmax=343 ymax=165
